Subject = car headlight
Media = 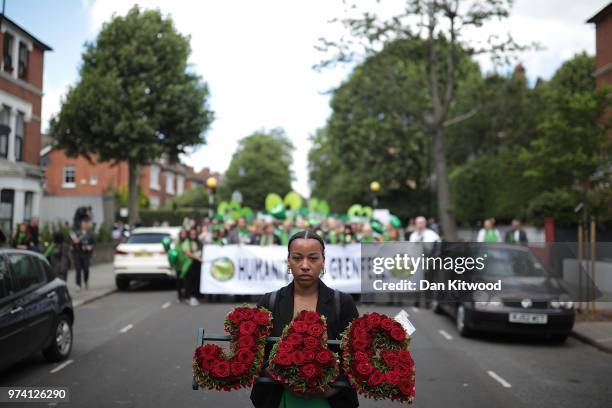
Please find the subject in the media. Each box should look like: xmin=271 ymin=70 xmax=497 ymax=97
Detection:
xmin=550 ymin=295 xmax=574 ymax=310
xmin=473 ymin=292 xmax=503 ymax=309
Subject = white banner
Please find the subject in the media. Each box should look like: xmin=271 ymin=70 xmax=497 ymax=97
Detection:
xmin=200 ymin=244 xmax=362 ymax=294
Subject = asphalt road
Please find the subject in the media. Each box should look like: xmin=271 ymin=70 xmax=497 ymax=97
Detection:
xmin=2 ymin=285 xmax=612 ymax=408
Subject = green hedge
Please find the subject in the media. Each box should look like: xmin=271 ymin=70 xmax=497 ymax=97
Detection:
xmin=138 ymin=209 xmax=210 ymax=226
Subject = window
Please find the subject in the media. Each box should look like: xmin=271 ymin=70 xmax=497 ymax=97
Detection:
xmin=0 ymin=105 xmax=10 ymax=159
xmin=149 ymin=196 xmax=160 ymax=209
xmin=0 ymin=189 xmax=14 ymax=235
xmin=177 ymin=175 xmax=185 ymax=195
xmin=127 ymin=233 xmax=169 ymax=244
xmin=0 ymin=258 xmax=9 ymax=299
xmin=24 ymin=191 xmax=33 ymax=222
xmin=165 ymin=172 xmax=175 ymax=194
xmin=14 ymin=112 xmax=24 ymax=161
xmin=90 ymin=174 xmax=98 ymax=185
xmin=63 ymin=166 xmax=76 ymax=188
xmin=150 ymin=164 xmax=160 ymax=190
xmin=18 ymin=42 xmax=27 ymax=79
xmin=3 ymin=32 xmax=13 ymax=72
xmin=8 ymin=254 xmax=45 ymax=291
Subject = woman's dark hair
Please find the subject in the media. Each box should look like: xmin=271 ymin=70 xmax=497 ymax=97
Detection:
xmin=287 ymin=229 xmax=325 ymax=256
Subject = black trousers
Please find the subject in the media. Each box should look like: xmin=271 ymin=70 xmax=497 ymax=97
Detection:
xmin=185 ymin=261 xmax=201 ymax=298
xmin=73 ymin=253 xmax=91 ymax=287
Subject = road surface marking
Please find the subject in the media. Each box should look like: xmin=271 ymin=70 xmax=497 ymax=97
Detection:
xmin=411 ymin=307 xmax=419 ymax=313
xmin=119 ymin=324 xmax=134 ymax=333
xmin=50 ymin=359 xmax=73 ymax=374
xmin=487 ymin=370 xmax=512 ymax=388
xmin=438 ymin=329 xmax=453 ymax=340
xmin=162 ymin=302 xmax=171 ymax=309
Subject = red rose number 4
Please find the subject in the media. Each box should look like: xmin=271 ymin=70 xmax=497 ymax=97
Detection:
xmin=193 ymin=307 xmax=273 ymax=391
xmin=341 ymin=313 xmax=415 ymax=403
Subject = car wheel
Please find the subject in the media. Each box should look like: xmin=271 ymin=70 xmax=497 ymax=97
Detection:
xmin=431 ymin=299 xmax=443 ymax=314
xmin=115 ymin=276 xmax=130 ymax=291
xmin=456 ymin=305 xmax=472 ymax=337
xmin=43 ymin=314 xmax=73 ymax=362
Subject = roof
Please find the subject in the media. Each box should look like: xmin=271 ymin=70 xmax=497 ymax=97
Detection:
xmin=0 ymin=14 xmax=52 ymax=51
xmin=587 ymin=2 xmax=612 ymax=23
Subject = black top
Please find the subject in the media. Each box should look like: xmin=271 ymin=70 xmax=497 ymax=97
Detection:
xmin=250 ymin=279 xmax=359 ymax=408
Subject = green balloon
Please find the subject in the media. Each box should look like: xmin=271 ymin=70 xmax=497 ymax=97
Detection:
xmin=390 ymin=215 xmax=402 ymax=228
xmin=161 ymin=236 xmax=171 ymax=252
xmin=284 ymin=191 xmax=303 ymax=211
xmin=371 ymin=219 xmax=384 ymax=234
xmin=347 ymin=204 xmax=363 ymax=218
xmin=265 ymin=193 xmax=283 ymax=212
xmin=308 ymin=198 xmax=319 ymax=213
xmin=240 ymin=207 xmax=254 ymax=220
xmin=317 ymin=200 xmax=330 ymax=216
xmin=217 ymin=201 xmax=230 ymax=215
xmin=298 ymin=207 xmax=309 ymax=217
xmin=270 ymin=203 xmax=286 ymax=220
xmin=167 ymin=249 xmax=179 ymax=267
xmin=362 ymin=206 xmax=373 ymax=219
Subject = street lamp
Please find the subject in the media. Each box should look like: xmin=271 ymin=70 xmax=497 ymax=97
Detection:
xmin=370 ymin=181 xmax=381 ymax=209
xmin=206 ymin=177 xmax=217 ymax=220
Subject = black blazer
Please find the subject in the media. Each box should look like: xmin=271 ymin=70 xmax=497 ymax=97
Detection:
xmin=250 ymin=279 xmax=359 ymax=408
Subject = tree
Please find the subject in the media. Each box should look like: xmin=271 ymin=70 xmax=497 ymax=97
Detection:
xmin=317 ymin=0 xmax=527 ymax=239
xmin=223 ymin=129 xmax=294 ymax=210
xmin=49 ymin=6 xmax=214 ymax=227
xmin=163 ymin=186 xmax=210 ymax=210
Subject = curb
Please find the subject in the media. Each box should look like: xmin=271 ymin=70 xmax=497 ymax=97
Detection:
xmin=570 ymin=330 xmax=612 ymax=355
xmin=73 ymin=288 xmax=117 ymax=308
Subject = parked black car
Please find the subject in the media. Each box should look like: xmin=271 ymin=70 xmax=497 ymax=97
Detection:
xmin=430 ymin=243 xmax=575 ymax=342
xmin=0 ymin=249 xmax=74 ymax=371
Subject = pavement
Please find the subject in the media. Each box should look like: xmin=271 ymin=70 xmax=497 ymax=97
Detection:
xmin=572 ymin=321 xmax=612 ymax=354
xmin=64 ymin=262 xmax=117 ymax=307
xmin=2 ymin=283 xmax=612 ymax=408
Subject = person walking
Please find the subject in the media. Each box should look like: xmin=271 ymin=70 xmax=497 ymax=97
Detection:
xmin=28 ymin=217 xmax=40 ymax=252
xmin=477 ymin=218 xmax=502 ymax=243
xmin=184 ymin=228 xmax=203 ymax=306
xmin=70 ymin=218 xmax=95 ymax=291
xmin=12 ymin=223 xmax=34 ymax=250
xmin=251 ymin=230 xmax=359 ymax=408
xmin=175 ymin=228 xmax=190 ymax=301
xmin=505 ymin=218 xmax=528 ymax=244
xmin=45 ymin=231 xmax=71 ymax=281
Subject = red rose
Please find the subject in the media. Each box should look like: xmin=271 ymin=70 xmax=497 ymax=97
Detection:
xmin=385 ymin=371 xmax=400 ymax=385
xmin=197 ymin=344 xmax=221 ymax=361
xmin=287 ymin=333 xmax=304 ymax=346
xmin=398 ymin=379 xmax=415 ymax=396
xmin=242 ymin=308 xmax=255 ymax=320
xmin=274 ymin=352 xmax=292 ymax=366
xmin=212 ymin=360 xmax=231 ymax=378
xmin=367 ymin=314 xmax=382 ymax=327
xmin=300 ymin=363 xmax=317 ymax=378
xmin=279 ymin=342 xmax=294 ymax=354
xmin=239 ymin=321 xmax=257 ymax=336
xmin=368 ymin=370 xmax=385 ymax=387
xmin=391 ymin=327 xmax=406 ymax=342
xmin=315 ymin=350 xmax=333 ymax=365
xmin=228 ymin=309 xmax=244 ymax=324
xmin=293 ymin=321 xmax=309 ymax=333
xmin=352 ymin=339 xmax=368 ymax=351
xmin=396 ymin=364 xmax=413 ymax=377
xmin=231 ymin=362 xmax=248 ymax=376
xmin=356 ymin=331 xmax=371 ymax=344
xmin=354 ymin=351 xmax=369 ymax=362
xmin=380 ymin=318 xmax=394 ymax=331
xmin=356 ymin=361 xmax=373 ymax=376
xmin=303 ymin=311 xmax=320 ymax=324
xmin=308 ymin=324 xmax=325 ymax=337
xmin=253 ymin=311 xmax=270 ymax=326
xmin=238 ymin=336 xmax=255 ymax=349
xmin=398 ymin=350 xmax=413 ymax=365
xmin=303 ymin=336 xmax=319 ymax=350
xmin=236 ymin=349 xmax=254 ymax=364
xmin=382 ymin=351 xmax=399 ymax=368
xmin=291 ymin=350 xmax=306 ymax=365
xmin=303 ymin=350 xmax=315 ymax=362
xmin=200 ymin=357 xmax=213 ymax=371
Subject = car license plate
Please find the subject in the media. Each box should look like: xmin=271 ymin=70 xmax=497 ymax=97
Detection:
xmin=134 ymin=252 xmax=152 ymax=257
xmin=509 ymin=313 xmax=547 ymax=324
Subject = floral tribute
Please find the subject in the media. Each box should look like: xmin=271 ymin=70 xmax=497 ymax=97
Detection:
xmin=268 ymin=310 xmax=340 ymax=394
xmin=340 ymin=312 xmax=415 ymax=403
xmin=193 ymin=306 xmax=273 ymax=391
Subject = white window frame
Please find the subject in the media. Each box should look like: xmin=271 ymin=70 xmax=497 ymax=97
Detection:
xmin=63 ymin=165 xmax=76 ymax=188
xmin=176 ymin=174 xmax=185 ymax=195
xmin=89 ymin=174 xmax=98 ymax=185
xmin=165 ymin=172 xmax=175 ymax=195
xmin=150 ymin=164 xmax=160 ymax=190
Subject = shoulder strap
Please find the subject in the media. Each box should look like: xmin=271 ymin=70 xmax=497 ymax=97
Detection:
xmin=268 ymin=290 xmax=278 ymax=312
xmin=333 ymin=289 xmax=341 ymax=323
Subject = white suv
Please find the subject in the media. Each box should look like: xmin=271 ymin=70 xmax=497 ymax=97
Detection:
xmin=113 ymin=227 xmax=180 ymax=290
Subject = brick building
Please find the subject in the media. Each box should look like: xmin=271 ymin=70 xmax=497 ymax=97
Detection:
xmin=40 ymin=143 xmax=216 ymax=226
xmin=0 ymin=15 xmax=51 ymax=234
xmin=588 ymin=2 xmax=612 ymax=89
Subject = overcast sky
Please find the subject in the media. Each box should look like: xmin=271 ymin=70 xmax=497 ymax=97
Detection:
xmin=6 ymin=0 xmax=608 ymax=196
